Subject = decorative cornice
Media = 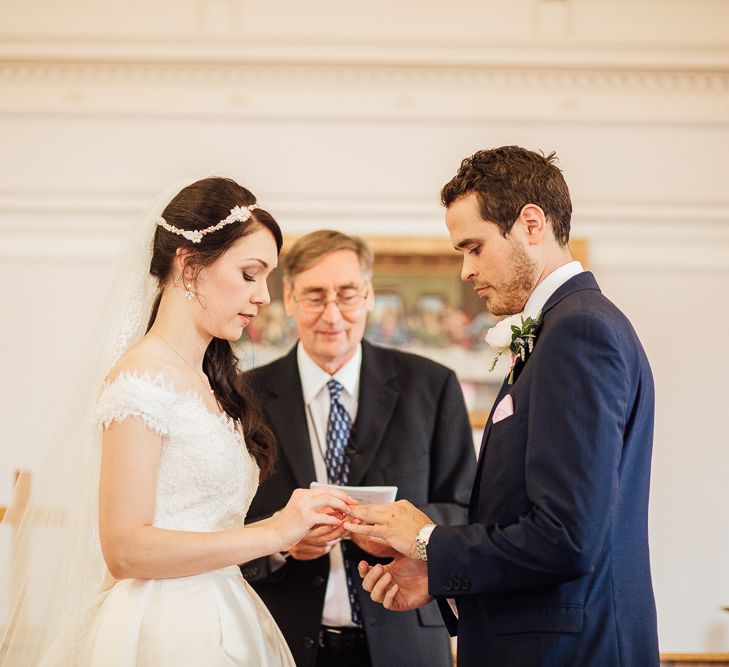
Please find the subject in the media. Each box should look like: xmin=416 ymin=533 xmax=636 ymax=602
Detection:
xmin=1 ymin=5 xmax=727 ymax=120
xmin=1 ymin=61 xmax=727 ymax=124
xmin=2 ymin=60 xmax=728 ymax=90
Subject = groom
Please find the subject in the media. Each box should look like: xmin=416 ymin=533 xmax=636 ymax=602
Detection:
xmin=345 ymin=146 xmax=660 ymax=666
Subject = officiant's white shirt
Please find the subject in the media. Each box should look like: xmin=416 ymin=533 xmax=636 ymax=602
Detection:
xmin=298 ymin=342 xmax=362 ymax=628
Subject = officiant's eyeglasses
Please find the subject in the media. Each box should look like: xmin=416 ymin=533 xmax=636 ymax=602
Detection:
xmin=292 ymin=287 xmax=369 ymax=314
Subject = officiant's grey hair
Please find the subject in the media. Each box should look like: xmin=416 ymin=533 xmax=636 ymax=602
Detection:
xmin=283 ymin=230 xmax=374 ymax=285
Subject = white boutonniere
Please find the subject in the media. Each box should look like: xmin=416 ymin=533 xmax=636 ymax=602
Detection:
xmin=485 ymin=312 xmax=540 ymax=384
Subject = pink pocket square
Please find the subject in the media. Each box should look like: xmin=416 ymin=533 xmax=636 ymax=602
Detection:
xmin=492 ymin=394 xmax=514 ymax=424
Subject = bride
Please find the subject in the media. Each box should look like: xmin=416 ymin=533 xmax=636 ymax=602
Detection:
xmin=1 ymin=177 xmax=354 ymax=666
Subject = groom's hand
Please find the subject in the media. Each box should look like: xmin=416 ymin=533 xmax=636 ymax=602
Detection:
xmin=344 ymin=500 xmax=432 ymax=559
xmin=357 ymin=554 xmax=432 ymax=611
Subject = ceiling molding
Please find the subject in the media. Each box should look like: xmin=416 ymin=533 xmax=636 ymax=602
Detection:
xmin=0 ymin=188 xmax=726 ymax=226
xmin=1 ymin=190 xmax=726 ymax=268
xmin=1 ymin=35 xmax=728 ymax=70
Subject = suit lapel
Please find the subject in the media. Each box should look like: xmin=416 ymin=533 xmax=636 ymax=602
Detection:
xmin=505 ymin=272 xmax=600 ymax=384
xmin=539 ymin=271 xmax=601 ymax=319
xmin=347 ymin=341 xmax=399 ymax=486
xmin=476 ymin=377 xmax=511 ymax=464
xmin=469 ymin=376 xmax=511 ymax=516
xmin=468 ymin=272 xmax=602 ymax=517
xmin=261 ymin=346 xmax=317 ymax=488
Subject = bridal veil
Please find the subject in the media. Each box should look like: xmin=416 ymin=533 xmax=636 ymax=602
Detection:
xmin=0 ymin=180 xmax=193 ymax=665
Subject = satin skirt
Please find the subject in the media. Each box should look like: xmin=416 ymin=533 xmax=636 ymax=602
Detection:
xmin=72 ymin=566 xmax=294 ymax=666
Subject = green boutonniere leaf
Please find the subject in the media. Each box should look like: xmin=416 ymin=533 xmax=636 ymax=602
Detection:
xmin=505 ymin=313 xmax=541 ymax=384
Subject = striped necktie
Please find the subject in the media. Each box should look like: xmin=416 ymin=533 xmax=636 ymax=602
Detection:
xmin=325 ymin=379 xmax=363 ymax=627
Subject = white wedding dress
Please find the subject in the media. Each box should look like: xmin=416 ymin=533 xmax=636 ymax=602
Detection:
xmin=42 ymin=371 xmax=295 ymax=666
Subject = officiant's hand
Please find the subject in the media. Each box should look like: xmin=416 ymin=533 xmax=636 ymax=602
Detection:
xmin=350 ymin=533 xmax=399 ymax=559
xmin=357 ymin=554 xmax=432 ymax=611
xmin=289 ymin=523 xmax=347 ymax=561
xmin=344 ymin=500 xmax=432 ymax=559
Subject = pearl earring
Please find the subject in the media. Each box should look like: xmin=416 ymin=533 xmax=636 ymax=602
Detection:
xmin=185 ymin=283 xmax=194 ymax=301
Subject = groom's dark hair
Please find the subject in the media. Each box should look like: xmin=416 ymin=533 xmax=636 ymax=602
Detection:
xmin=441 ymin=146 xmax=572 ymax=246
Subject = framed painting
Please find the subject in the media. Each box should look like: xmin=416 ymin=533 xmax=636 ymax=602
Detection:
xmin=240 ymin=237 xmax=588 ymax=428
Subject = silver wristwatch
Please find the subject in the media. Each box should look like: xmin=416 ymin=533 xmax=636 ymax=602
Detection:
xmin=415 ymin=523 xmax=436 ymax=561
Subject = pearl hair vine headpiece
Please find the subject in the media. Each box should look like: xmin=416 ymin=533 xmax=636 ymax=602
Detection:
xmin=156 ymin=203 xmax=261 ymax=244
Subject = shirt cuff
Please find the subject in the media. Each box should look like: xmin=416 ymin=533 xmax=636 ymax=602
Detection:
xmin=417 ymin=523 xmax=437 ymax=544
xmin=269 ymin=551 xmax=288 ymax=573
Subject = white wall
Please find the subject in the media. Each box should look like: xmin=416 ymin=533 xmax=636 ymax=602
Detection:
xmin=1 ymin=0 xmax=728 ymax=652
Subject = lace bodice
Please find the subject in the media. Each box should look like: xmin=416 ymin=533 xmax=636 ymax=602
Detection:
xmin=95 ymin=372 xmax=259 ymax=532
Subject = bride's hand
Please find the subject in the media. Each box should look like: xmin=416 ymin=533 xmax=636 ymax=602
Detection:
xmin=271 ymin=488 xmax=356 ymax=551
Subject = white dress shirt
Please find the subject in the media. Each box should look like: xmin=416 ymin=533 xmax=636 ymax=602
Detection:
xmin=297 ymin=343 xmax=362 ymax=628
xmin=522 ymin=260 xmax=584 ymax=320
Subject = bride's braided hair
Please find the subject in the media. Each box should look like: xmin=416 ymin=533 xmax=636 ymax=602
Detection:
xmin=146 ymin=177 xmax=280 ymax=478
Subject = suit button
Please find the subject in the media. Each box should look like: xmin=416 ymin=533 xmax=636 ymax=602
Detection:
xmin=312 ymin=575 xmax=325 ymax=587
xmin=303 ymin=636 xmax=315 ymax=649
xmin=452 ymin=580 xmax=461 ymax=591
xmin=444 ymin=580 xmax=453 ymax=591
xmin=462 ymin=580 xmax=470 ymax=591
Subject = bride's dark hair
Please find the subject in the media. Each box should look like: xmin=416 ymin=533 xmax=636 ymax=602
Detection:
xmin=146 ymin=177 xmax=281 ymax=478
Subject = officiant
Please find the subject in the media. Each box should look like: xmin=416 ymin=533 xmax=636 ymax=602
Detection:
xmin=241 ymin=230 xmax=476 ymax=667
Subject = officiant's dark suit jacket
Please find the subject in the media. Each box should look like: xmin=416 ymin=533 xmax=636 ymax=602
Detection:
xmin=429 ymin=272 xmax=659 ymax=667
xmin=241 ymin=340 xmax=476 ymax=667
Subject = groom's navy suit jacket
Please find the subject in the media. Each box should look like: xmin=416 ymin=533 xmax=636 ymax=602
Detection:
xmin=241 ymin=340 xmax=476 ymax=667
xmin=429 ymin=272 xmax=659 ymax=667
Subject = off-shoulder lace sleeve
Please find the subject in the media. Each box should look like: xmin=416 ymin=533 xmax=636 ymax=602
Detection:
xmin=95 ymin=372 xmax=175 ymax=437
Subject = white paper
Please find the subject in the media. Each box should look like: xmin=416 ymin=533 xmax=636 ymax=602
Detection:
xmin=310 ymin=482 xmax=397 ymax=505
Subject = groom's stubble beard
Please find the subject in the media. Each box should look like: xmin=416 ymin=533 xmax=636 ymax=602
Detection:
xmin=484 ymin=240 xmax=537 ymax=317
